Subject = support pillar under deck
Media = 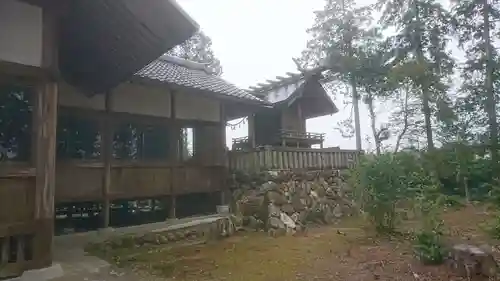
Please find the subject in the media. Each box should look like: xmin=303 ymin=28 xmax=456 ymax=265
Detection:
xmin=101 ymin=91 xmax=113 ymax=228
xmin=34 ymin=81 xmax=58 ymax=268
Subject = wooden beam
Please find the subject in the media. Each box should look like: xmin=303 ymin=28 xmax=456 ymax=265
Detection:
xmin=248 ymin=114 xmax=256 ymax=149
xmin=101 ymin=91 xmax=113 ymax=228
xmin=0 ymin=60 xmax=48 ymax=80
xmin=33 ymin=81 xmax=58 ymax=268
xmin=30 ymin=6 xmax=61 ymax=269
xmin=220 ymin=104 xmax=227 ymax=205
xmin=169 ymin=91 xmax=178 ymax=219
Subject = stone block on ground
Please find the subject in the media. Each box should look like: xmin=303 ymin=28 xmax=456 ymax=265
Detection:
xmin=448 ymin=244 xmax=499 ymax=278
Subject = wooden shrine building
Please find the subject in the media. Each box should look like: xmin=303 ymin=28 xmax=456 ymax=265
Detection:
xmin=0 ymin=0 xmax=265 ymax=278
xmin=229 ymin=70 xmax=361 ymax=171
xmin=232 ymin=69 xmax=338 ymax=150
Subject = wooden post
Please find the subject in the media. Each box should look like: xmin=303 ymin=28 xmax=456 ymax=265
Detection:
xmin=248 ymin=114 xmax=256 ymax=148
xmin=220 ymin=104 xmax=227 ymax=205
xmin=169 ymin=91 xmax=178 ymax=219
xmin=30 ymin=6 xmax=59 ymax=269
xmin=101 ymin=91 xmax=113 ymax=228
xmin=34 ymin=81 xmax=58 ymax=268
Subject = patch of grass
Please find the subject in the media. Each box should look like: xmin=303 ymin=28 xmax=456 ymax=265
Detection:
xmin=87 ymin=218 xmax=366 ymax=281
xmin=83 ymin=206 xmax=499 ymax=281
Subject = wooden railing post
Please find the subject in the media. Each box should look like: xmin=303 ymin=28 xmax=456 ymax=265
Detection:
xmin=264 ymin=146 xmax=272 ymax=170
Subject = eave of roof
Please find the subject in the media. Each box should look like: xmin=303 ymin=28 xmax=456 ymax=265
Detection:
xmin=247 ymin=69 xmax=338 ymax=117
xmin=134 ymin=56 xmax=269 ymax=106
xmin=247 ymin=67 xmax=325 ymax=99
xmin=59 ymin=0 xmax=199 ymax=94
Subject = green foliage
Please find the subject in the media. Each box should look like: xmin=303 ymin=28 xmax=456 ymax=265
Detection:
xmin=487 ymin=179 xmax=500 ymax=207
xmin=485 ymin=215 xmax=500 ymax=240
xmin=431 ymin=146 xmax=493 ymax=200
xmin=166 ymin=31 xmax=222 ymax=76
xmin=451 ymin=0 xmax=500 ymax=166
xmin=413 ymin=222 xmax=445 ymax=265
xmin=352 ymin=152 xmax=437 ymax=233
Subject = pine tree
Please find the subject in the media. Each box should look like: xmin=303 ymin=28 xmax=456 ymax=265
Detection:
xmin=377 ymin=0 xmax=455 ymax=150
xmin=452 ymin=0 xmax=500 ymax=168
xmin=298 ymin=0 xmax=377 ymax=151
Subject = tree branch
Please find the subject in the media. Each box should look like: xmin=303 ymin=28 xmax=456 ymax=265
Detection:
xmin=394 ymin=87 xmax=410 ymax=153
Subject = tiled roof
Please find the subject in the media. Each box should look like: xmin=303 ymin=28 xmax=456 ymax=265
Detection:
xmin=135 ymin=56 xmax=265 ymax=104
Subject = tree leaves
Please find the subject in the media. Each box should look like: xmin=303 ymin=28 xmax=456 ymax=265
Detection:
xmin=166 ymin=31 xmax=223 ymax=76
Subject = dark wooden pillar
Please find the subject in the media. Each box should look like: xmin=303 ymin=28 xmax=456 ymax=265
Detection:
xmin=220 ymin=104 xmax=227 ymax=205
xmin=248 ymin=114 xmax=256 ymax=148
xmin=101 ymin=91 xmax=113 ymax=228
xmin=34 ymin=81 xmax=58 ymax=267
xmin=31 ymin=5 xmax=60 ymax=268
xmin=169 ymin=91 xmax=179 ymax=219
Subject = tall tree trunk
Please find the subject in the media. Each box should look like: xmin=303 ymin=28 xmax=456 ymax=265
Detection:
xmin=341 ymin=0 xmax=362 ymax=152
xmin=351 ymin=77 xmax=363 ymax=151
xmin=483 ymin=0 xmax=499 ymax=169
xmin=414 ymin=3 xmax=435 ymax=150
xmin=366 ymin=94 xmax=381 ymax=155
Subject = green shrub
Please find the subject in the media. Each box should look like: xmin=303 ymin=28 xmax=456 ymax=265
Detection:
xmin=351 ymin=152 xmax=431 ymax=233
xmin=352 ymin=151 xmax=446 ymax=234
xmin=413 ymin=223 xmax=445 ymax=265
xmin=483 ymin=215 xmax=500 ymax=239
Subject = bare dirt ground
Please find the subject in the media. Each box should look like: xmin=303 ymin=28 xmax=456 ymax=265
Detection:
xmin=91 ymin=205 xmax=499 ymax=281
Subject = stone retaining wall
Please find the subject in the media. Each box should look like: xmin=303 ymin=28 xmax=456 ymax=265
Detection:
xmin=229 ymin=169 xmax=356 ymax=236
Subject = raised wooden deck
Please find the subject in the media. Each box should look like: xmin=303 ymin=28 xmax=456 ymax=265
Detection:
xmin=229 ymin=146 xmax=361 ymax=171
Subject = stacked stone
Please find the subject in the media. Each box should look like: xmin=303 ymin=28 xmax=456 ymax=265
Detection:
xmin=230 ymin=169 xmax=356 ymax=237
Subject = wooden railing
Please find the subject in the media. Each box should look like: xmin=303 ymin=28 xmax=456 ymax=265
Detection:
xmin=279 ymin=129 xmax=325 ymax=142
xmin=232 ymin=130 xmax=326 ymax=150
xmin=229 ymin=146 xmax=362 ymax=171
xmin=232 ymin=136 xmax=250 ymax=150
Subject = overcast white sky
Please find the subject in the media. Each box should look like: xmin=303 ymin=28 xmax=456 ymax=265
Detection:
xmin=177 ymin=0 xmax=386 ymax=151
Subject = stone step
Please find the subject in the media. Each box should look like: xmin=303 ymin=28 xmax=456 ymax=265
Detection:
xmin=101 ymin=215 xmax=236 ymax=249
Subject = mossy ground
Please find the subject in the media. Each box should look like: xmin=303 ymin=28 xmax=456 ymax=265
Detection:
xmin=87 ymin=205 xmax=499 ymax=281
